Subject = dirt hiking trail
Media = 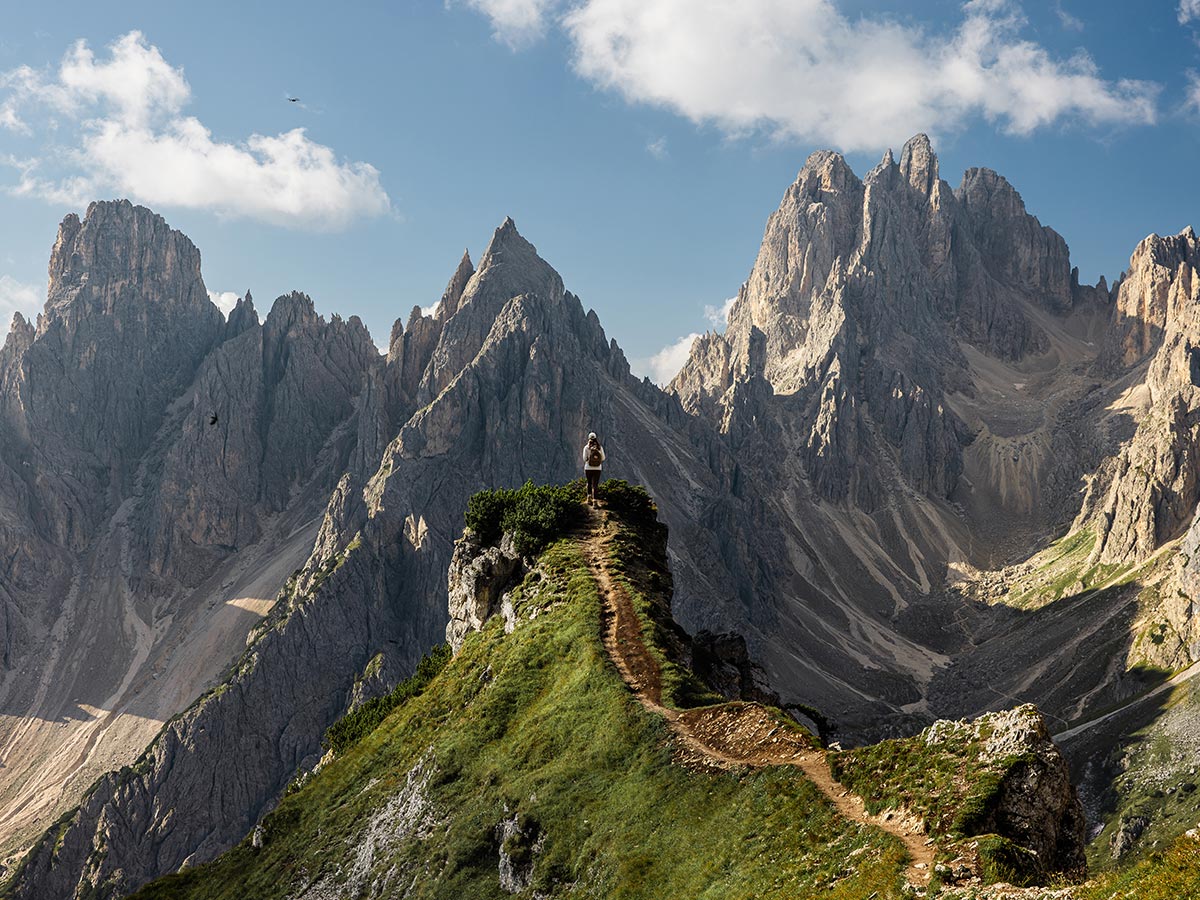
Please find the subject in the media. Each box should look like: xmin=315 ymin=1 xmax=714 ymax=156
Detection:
xmin=579 ymin=506 xmax=936 ymax=887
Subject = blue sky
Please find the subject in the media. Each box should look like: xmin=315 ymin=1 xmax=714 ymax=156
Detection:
xmin=0 ymin=1 xmax=1198 ymax=382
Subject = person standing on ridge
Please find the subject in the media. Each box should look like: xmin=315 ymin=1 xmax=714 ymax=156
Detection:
xmin=583 ymin=432 xmax=606 ymax=507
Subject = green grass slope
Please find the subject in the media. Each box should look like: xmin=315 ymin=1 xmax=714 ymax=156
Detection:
xmin=130 ymin=484 xmax=910 ymax=900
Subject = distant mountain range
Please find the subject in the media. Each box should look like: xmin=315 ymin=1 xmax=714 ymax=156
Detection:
xmin=1 ymin=133 xmax=1198 ymax=897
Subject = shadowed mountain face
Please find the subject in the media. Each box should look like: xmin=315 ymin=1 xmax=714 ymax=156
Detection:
xmin=0 ymin=202 xmax=380 ymax=866
xmin=2 ymin=136 xmax=1199 ymax=897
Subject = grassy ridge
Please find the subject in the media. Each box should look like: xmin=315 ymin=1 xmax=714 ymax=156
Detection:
xmin=130 ymin=497 xmax=910 ymax=900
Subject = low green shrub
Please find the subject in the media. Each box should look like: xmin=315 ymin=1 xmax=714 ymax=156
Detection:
xmin=596 ymin=480 xmax=657 ymax=527
xmin=465 ymin=481 xmax=586 ymax=556
xmin=975 ymin=833 xmax=1040 ymax=886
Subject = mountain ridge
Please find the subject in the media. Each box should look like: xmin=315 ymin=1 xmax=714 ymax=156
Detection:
xmin=2 ymin=132 xmax=1199 ymax=894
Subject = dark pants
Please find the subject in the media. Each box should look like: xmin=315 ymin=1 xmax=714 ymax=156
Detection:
xmin=586 ymin=469 xmax=601 ymax=497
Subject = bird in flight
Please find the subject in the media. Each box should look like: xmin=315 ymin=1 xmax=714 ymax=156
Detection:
xmin=287 ymin=97 xmax=300 ymax=103
xmin=209 ymin=413 xmax=219 ymax=426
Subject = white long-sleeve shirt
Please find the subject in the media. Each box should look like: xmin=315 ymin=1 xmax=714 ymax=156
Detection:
xmin=582 ymin=443 xmax=606 ymax=471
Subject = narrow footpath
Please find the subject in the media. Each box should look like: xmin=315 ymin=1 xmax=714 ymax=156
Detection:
xmin=579 ymin=507 xmax=936 ymax=887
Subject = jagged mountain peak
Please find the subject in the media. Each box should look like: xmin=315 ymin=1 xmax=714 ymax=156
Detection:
xmin=264 ymin=290 xmax=319 ymax=329
xmin=47 ymin=199 xmax=207 ymax=314
xmin=435 ymin=247 xmax=475 ymax=322
xmin=898 ymin=132 xmax=939 ymax=197
xmin=479 ymin=216 xmax=540 ymax=268
xmin=6 ymin=310 xmax=33 ymax=340
xmin=792 ymin=148 xmax=862 ymax=197
xmin=225 ymin=292 xmax=259 ymax=337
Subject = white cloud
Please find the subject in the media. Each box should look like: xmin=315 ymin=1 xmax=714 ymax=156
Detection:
xmin=704 ymin=296 xmax=736 ymax=329
xmin=1186 ymin=71 xmax=1200 ymax=113
xmin=0 ymin=275 xmax=41 ymax=323
xmin=0 ymin=32 xmax=391 ymax=229
xmin=637 ymin=332 xmax=700 ymax=384
xmin=207 ymin=290 xmax=240 ymax=318
xmin=646 ymin=136 xmax=668 ymax=159
xmin=1053 ymin=2 xmax=1083 ymax=31
xmin=1181 ymin=0 xmax=1200 ymax=25
xmin=466 ymin=0 xmax=560 ymax=47
xmin=465 ymin=0 xmax=1158 ymax=151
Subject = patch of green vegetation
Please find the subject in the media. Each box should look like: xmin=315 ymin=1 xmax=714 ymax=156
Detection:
xmin=974 ymin=833 xmax=1041 ymax=887
xmin=1085 ymin=679 xmax=1200 ymax=873
xmin=323 ymin=644 xmax=451 ymax=756
xmin=465 ymin=481 xmax=586 ymax=556
xmin=1079 ymin=834 xmax=1200 ymax=900
xmin=830 ymin=730 xmax=980 ymax=837
xmin=830 ymin=723 xmax=1048 ymax=886
xmin=129 ymin=503 xmax=909 ymax=900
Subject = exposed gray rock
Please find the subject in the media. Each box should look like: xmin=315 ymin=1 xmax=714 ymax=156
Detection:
xmin=0 ymin=202 xmax=382 ymax=871
xmin=1077 ymin=228 xmax=1200 ymax=564
xmin=1109 ymin=814 xmax=1149 ymax=860
xmin=926 ymin=705 xmax=1087 ymax=878
xmin=446 ymin=532 xmax=524 ymax=653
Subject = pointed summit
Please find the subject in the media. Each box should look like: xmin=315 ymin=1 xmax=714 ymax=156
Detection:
xmin=437 ymin=248 xmax=475 ymax=322
xmin=899 ymin=133 xmax=938 ymax=197
xmin=225 ymin=291 xmax=258 ymax=339
xmin=8 ymin=311 xmax=34 ymax=341
xmin=481 ymin=215 xmax=537 ymax=261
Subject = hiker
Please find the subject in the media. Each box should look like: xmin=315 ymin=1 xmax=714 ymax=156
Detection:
xmin=582 ymin=432 xmax=606 ymax=506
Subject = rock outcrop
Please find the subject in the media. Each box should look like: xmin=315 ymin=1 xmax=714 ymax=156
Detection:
xmin=925 ymin=705 xmax=1087 ymax=879
xmin=446 ymin=531 xmax=524 ymax=653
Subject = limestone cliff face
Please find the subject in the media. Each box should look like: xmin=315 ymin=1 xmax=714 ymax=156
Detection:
xmin=135 ymin=291 xmax=378 ymax=585
xmin=672 ymin=135 xmax=1082 ymax=516
xmin=1078 ymin=229 xmax=1200 ymax=564
xmin=0 ymin=203 xmax=381 ymax=872
xmin=1 ymin=201 xmax=225 ymax=546
xmin=1101 ymin=227 xmax=1200 ymax=370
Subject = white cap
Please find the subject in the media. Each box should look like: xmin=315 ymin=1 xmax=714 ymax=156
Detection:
xmin=588 ymin=432 xmax=597 ymax=440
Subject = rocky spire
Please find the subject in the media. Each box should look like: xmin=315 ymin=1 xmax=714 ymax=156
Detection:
xmin=898 ymin=133 xmax=938 ymax=198
xmin=437 ymin=249 xmax=475 ymax=322
xmin=12 ymin=201 xmax=226 ymax=545
xmin=418 ymin=217 xmax=565 ymax=401
xmin=224 ymin=291 xmax=258 ymax=338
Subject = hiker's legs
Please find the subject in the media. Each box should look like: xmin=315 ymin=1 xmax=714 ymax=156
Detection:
xmin=586 ymin=469 xmax=600 ymax=501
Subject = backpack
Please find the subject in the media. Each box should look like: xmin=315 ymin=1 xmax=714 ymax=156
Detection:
xmin=587 ymin=443 xmax=603 ymax=467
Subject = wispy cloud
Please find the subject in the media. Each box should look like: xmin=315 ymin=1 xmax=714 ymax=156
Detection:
xmin=0 ymin=32 xmax=391 ymax=229
xmin=646 ymin=136 xmax=668 ymax=159
xmin=0 ymin=274 xmax=41 ymax=323
xmin=1186 ymin=70 xmax=1200 ymax=113
xmin=1053 ymin=2 xmax=1084 ymax=31
xmin=704 ymin=296 xmax=736 ymax=329
xmin=465 ymin=0 xmax=561 ymax=47
xmin=635 ymin=332 xmax=700 ymax=385
xmin=464 ymin=0 xmax=1159 ymax=152
xmin=1181 ymin=0 xmax=1200 ymax=25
